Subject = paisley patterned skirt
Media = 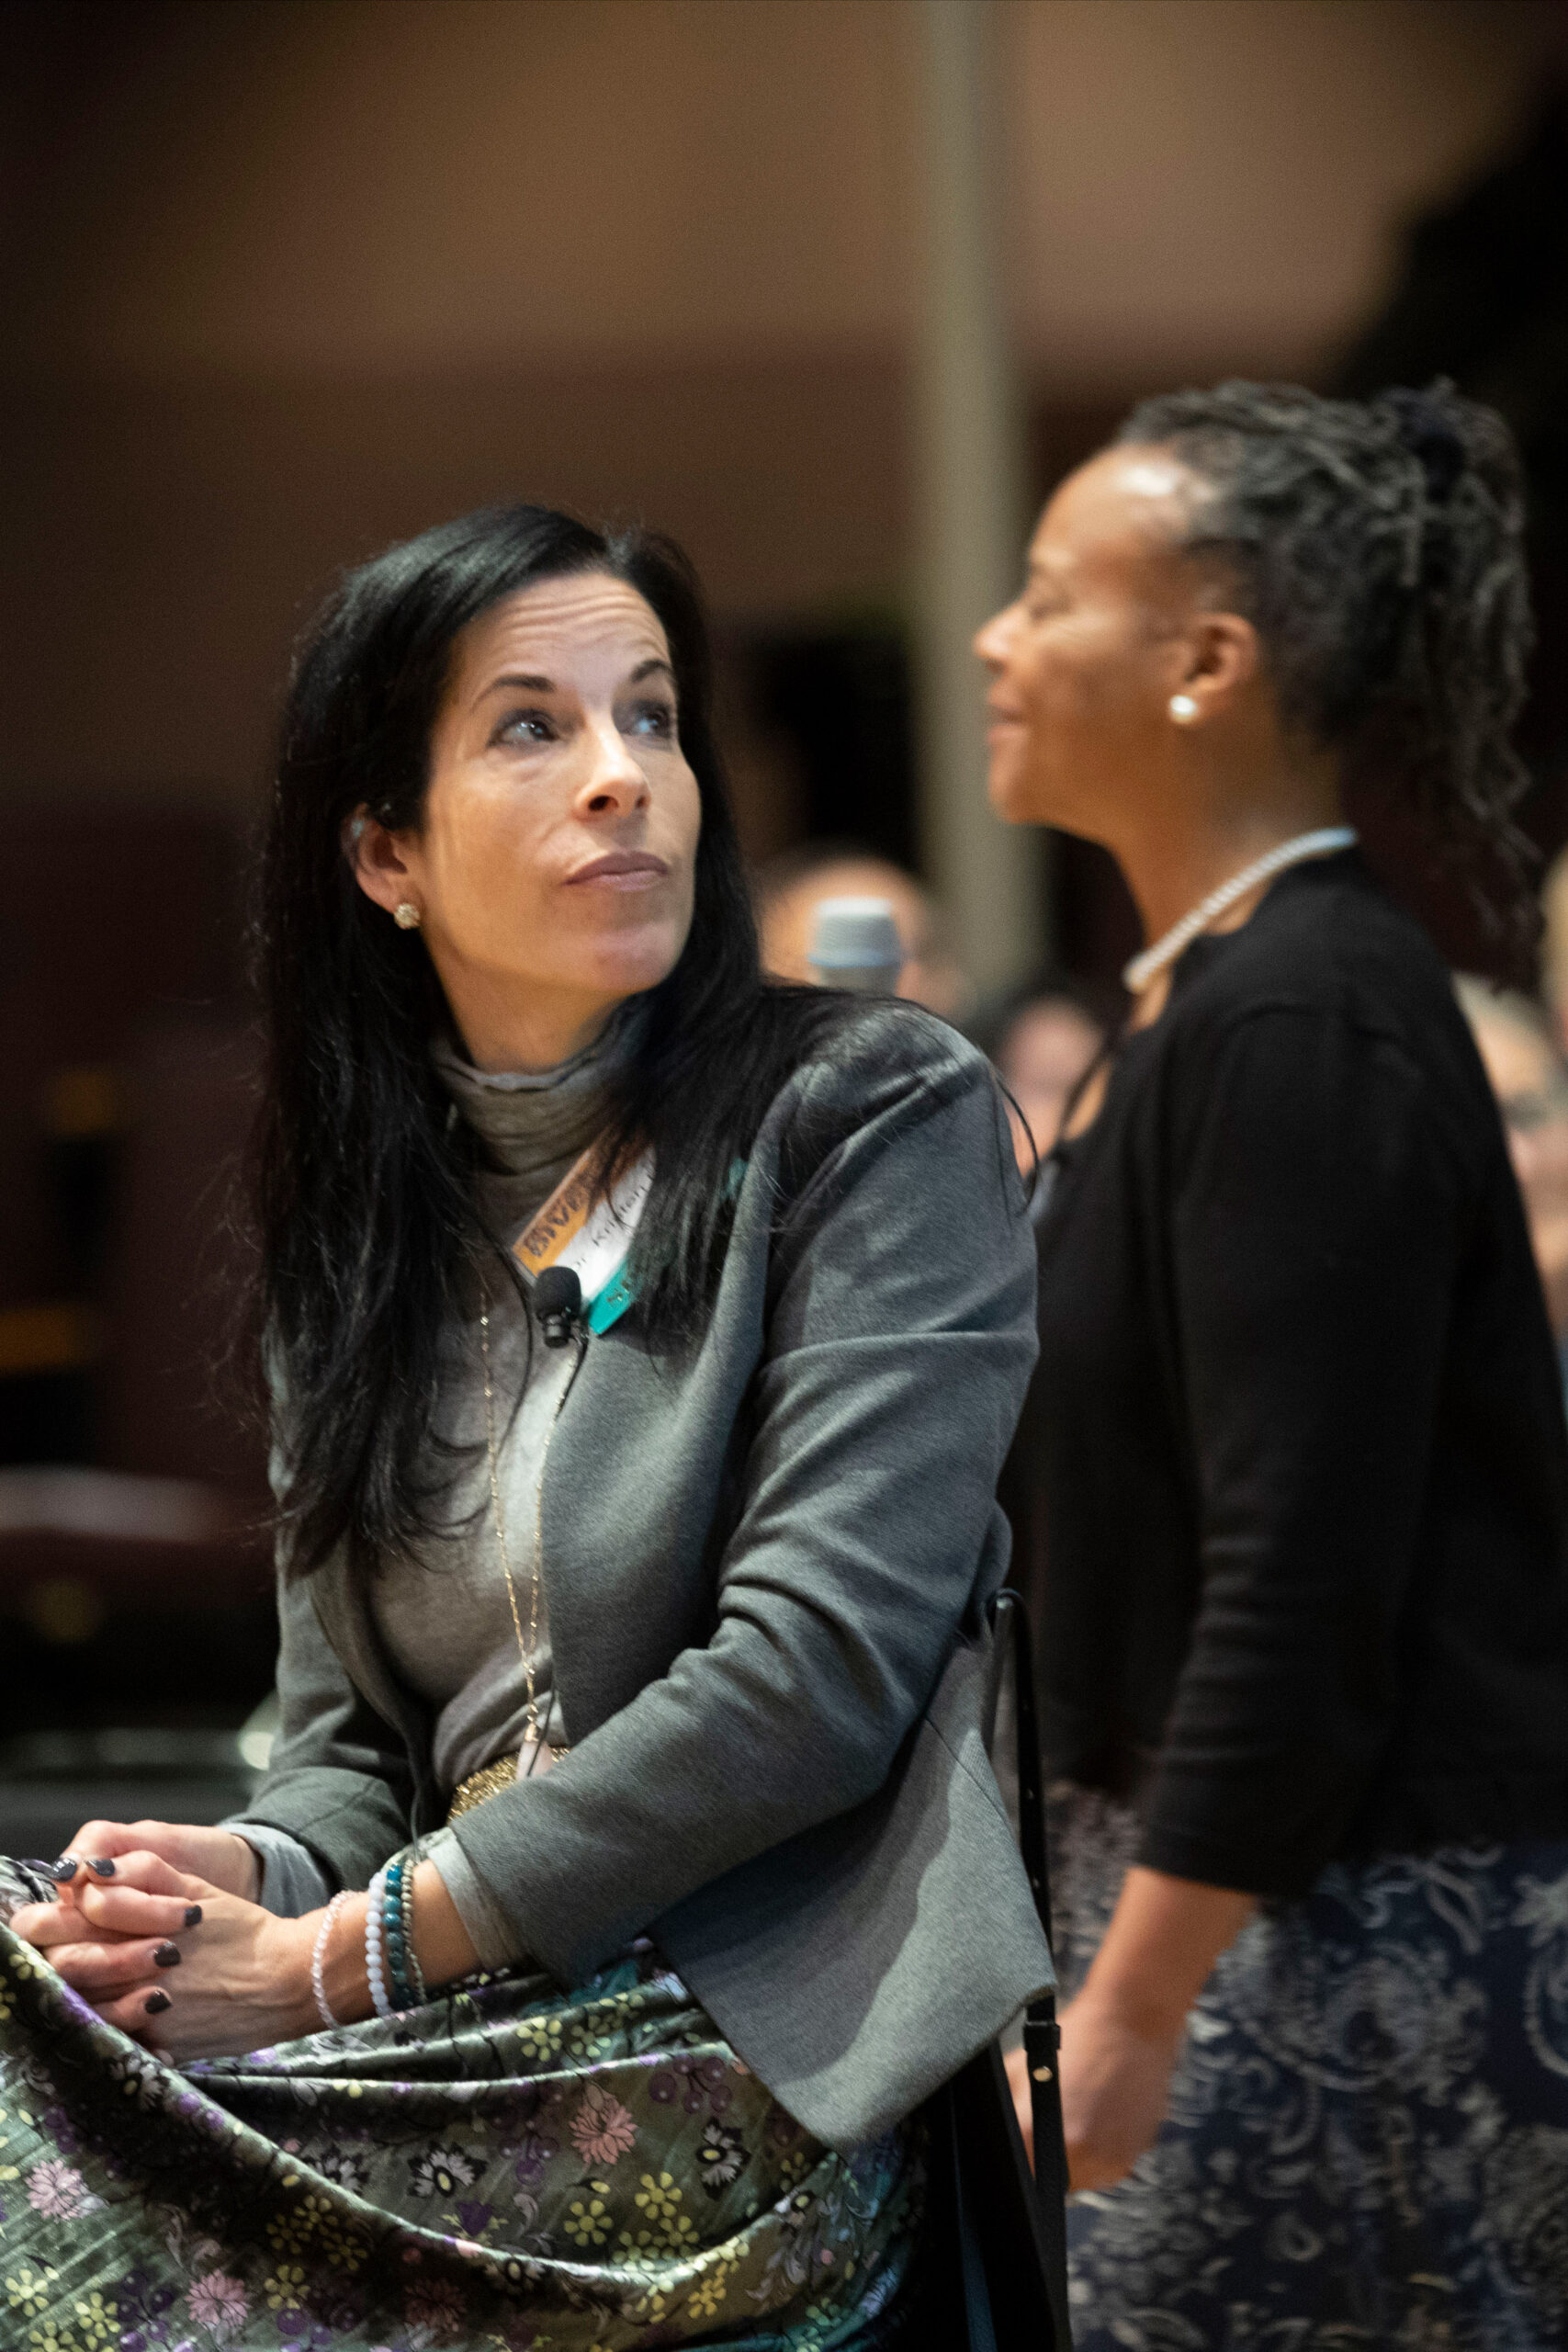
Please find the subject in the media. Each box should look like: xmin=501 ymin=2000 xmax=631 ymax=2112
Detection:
xmin=1051 ymin=1786 xmax=1568 ymax=2351
xmin=0 ymin=1862 xmax=919 ymax=2350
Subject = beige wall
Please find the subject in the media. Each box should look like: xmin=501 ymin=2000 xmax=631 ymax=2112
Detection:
xmin=0 ymin=355 xmax=905 ymax=817
xmin=6 ymin=0 xmax=910 ymax=375
xmin=1005 ymin=0 xmax=1562 ymax=386
xmin=11 ymin=0 xmax=1556 ymax=380
xmin=3 ymin=0 xmax=1560 ymax=816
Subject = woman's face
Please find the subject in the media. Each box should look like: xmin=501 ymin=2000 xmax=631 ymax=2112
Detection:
xmin=354 ymin=571 xmax=702 ymax=1069
xmin=974 ymin=446 xmax=1216 ymax=841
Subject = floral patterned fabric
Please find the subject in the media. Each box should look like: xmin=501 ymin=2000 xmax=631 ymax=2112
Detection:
xmin=0 ymin=1863 xmax=919 ymax=2350
xmin=1049 ymin=1786 xmax=1568 ymax=2350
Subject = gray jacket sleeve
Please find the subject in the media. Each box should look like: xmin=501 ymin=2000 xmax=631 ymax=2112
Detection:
xmin=224 ymin=1547 xmax=415 ymax=1894
xmin=447 ymin=1033 xmax=1038 ymax=1984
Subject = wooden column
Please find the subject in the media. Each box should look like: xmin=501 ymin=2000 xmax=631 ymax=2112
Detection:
xmin=911 ymin=0 xmax=1043 ymax=998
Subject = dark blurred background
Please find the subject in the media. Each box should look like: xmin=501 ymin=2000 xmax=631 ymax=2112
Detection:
xmin=2 ymin=0 xmax=1565 ymax=1841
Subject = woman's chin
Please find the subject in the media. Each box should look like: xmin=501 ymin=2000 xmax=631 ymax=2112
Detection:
xmin=574 ymin=932 xmax=685 ymax=1001
xmin=987 ymin=752 xmax=1097 ymax=838
xmin=987 ymin=753 xmax=1053 ymax=830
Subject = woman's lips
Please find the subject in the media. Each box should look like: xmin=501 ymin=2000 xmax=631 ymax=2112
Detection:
xmin=565 ymin=851 xmax=671 ymax=891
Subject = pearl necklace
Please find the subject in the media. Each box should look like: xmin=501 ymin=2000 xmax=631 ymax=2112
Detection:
xmin=1122 ymin=826 xmax=1358 ymax=996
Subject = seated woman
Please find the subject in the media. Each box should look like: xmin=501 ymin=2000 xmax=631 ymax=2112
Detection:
xmin=0 ymin=506 xmax=1050 ymax=2348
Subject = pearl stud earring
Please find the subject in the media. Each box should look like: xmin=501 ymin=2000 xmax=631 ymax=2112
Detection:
xmin=393 ymin=902 xmax=423 ymax=930
xmin=1168 ymin=693 xmax=1199 ymax=723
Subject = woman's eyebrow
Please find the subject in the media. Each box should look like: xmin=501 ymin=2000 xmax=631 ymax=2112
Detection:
xmin=475 ymin=656 xmax=672 ymax=705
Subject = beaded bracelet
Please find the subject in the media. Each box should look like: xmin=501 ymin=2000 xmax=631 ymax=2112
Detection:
xmin=310 ymin=1890 xmax=353 ymax=2030
xmin=382 ymin=1858 xmax=418 ymax=2012
xmin=365 ymin=1868 xmax=393 ymax=2019
xmin=383 ymin=1856 xmax=426 ymax=2009
xmin=394 ymin=1853 xmax=426 ymax=2007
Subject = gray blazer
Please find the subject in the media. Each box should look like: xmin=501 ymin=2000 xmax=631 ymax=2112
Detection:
xmin=240 ymin=1005 xmax=1054 ymax=2149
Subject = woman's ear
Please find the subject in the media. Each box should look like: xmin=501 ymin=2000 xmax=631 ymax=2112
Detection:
xmin=343 ymin=807 xmax=418 ymax=918
xmin=1171 ymin=612 xmax=1260 ymax=724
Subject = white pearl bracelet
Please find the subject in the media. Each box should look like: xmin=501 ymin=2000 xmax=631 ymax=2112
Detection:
xmin=365 ymin=1868 xmax=394 ymax=2019
xmin=310 ymin=1891 xmax=353 ymax=2030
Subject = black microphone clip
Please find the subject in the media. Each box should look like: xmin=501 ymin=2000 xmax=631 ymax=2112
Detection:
xmin=534 ymin=1265 xmax=583 ymax=1350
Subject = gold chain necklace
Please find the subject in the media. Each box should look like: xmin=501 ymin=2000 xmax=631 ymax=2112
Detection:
xmin=478 ymin=1298 xmax=549 ymax=1752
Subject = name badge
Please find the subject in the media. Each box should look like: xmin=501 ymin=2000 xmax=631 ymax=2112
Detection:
xmin=513 ymin=1147 xmax=654 ymax=1335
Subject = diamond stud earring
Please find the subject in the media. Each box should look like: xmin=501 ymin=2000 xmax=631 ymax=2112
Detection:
xmin=1168 ymin=694 xmax=1200 ymax=723
xmin=393 ymin=902 xmax=423 ymax=930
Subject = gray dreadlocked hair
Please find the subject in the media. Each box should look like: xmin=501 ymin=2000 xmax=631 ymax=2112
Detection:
xmin=1117 ymin=379 xmax=1537 ymax=964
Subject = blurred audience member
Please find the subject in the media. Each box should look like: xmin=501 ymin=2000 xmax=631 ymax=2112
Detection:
xmin=754 ymin=842 xmax=970 ymax=1019
xmin=976 ymin=978 xmax=1106 ymax=1178
xmin=1457 ymin=975 xmax=1568 ymax=1374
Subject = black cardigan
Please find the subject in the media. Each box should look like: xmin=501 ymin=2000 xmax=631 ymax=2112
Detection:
xmin=1009 ymin=851 xmax=1568 ymax=1899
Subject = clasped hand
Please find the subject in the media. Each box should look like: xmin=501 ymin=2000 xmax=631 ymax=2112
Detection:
xmin=9 ymin=1819 xmax=315 ymax=2064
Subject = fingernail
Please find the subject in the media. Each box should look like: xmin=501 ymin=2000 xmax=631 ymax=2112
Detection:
xmin=144 ymin=1990 xmax=171 ymax=2015
xmin=184 ymin=1905 xmax=203 ymax=1929
xmin=87 ymin=1858 xmax=116 ymax=1877
xmin=21 ymin=1859 xmax=77 ymax=1883
xmin=153 ymin=1941 xmax=181 ymax=1968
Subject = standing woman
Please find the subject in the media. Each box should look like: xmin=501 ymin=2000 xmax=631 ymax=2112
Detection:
xmin=0 ymin=506 xmax=1050 ymax=2348
xmin=977 ymin=383 xmax=1568 ymax=2346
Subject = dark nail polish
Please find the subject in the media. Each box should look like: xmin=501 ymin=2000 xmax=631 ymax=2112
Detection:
xmin=144 ymin=1990 xmax=171 ymax=2015
xmin=21 ymin=1859 xmax=77 ymax=1883
xmin=153 ymin=1942 xmax=181 ymax=1968
xmin=87 ymin=1858 xmax=116 ymax=1877
xmin=184 ymin=1905 xmax=203 ymax=1928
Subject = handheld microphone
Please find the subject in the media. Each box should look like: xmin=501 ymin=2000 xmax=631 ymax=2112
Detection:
xmin=535 ymin=1265 xmax=582 ymax=1349
xmin=807 ymin=897 xmax=904 ymax=995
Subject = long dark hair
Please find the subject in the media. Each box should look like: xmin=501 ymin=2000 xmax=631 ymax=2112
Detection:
xmin=1117 ymin=379 xmax=1537 ymax=961
xmin=254 ymin=504 xmax=844 ymax=1580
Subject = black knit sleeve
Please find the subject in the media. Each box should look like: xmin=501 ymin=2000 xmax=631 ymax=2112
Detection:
xmin=1138 ymin=1002 xmax=1464 ymax=1896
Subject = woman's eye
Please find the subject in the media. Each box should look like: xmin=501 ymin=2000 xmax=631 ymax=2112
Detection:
xmin=625 ymin=699 xmax=676 ymax=741
xmin=495 ymin=708 xmax=557 ymax=746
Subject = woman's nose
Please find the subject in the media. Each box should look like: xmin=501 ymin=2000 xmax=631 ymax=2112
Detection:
xmin=575 ymin=719 xmax=650 ymax=819
xmin=973 ymin=605 xmax=1015 ymax=668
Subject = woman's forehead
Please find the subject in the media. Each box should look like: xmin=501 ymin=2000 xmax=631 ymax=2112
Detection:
xmin=457 ymin=573 xmax=670 ymax=680
xmin=1032 ymin=447 xmax=1204 ymax=578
